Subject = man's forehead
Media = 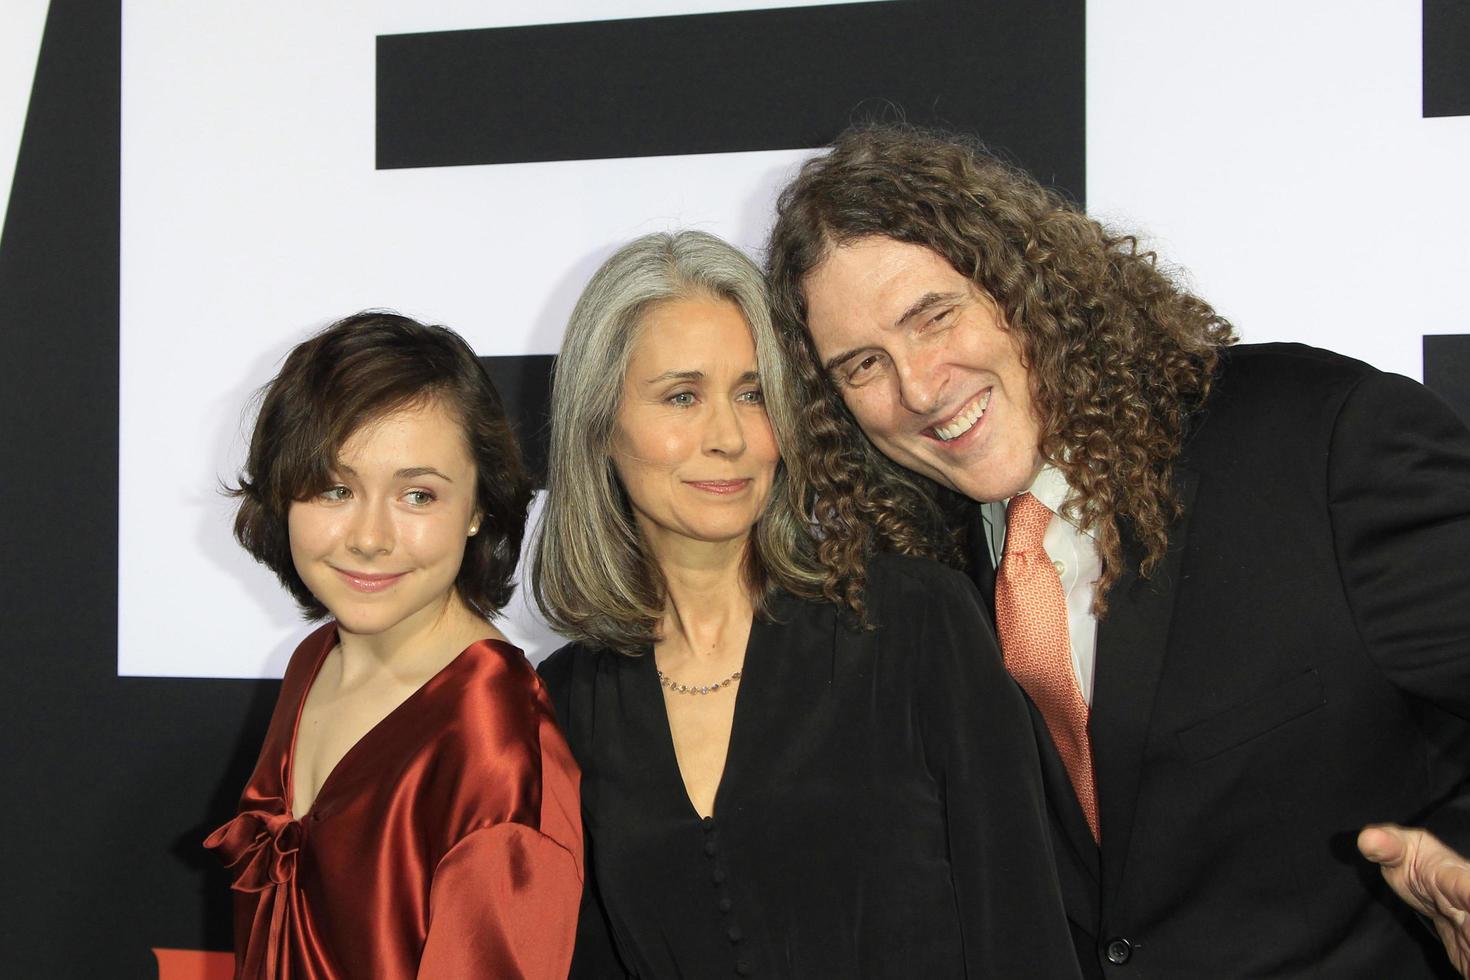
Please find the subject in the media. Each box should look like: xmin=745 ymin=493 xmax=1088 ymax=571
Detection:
xmin=806 ymin=239 xmax=973 ymax=326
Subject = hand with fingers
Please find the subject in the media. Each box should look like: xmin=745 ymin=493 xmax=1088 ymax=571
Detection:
xmin=1359 ymin=824 xmax=1470 ymax=976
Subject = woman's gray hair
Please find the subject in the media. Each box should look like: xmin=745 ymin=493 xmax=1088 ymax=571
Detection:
xmin=532 ymin=230 xmax=823 ymax=653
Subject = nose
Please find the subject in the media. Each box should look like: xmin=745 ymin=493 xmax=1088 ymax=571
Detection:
xmin=346 ymin=499 xmax=393 ymax=557
xmin=702 ymin=398 xmax=748 ymax=457
xmin=894 ymin=343 xmax=947 ymax=416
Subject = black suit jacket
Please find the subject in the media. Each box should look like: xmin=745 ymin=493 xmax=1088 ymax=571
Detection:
xmin=965 ymin=343 xmax=1470 ymax=978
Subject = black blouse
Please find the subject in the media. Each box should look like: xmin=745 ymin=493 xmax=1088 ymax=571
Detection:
xmin=538 ymin=554 xmax=1081 ymax=979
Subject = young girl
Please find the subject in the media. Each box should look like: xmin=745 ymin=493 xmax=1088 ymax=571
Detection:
xmin=207 ymin=311 xmax=581 ymax=979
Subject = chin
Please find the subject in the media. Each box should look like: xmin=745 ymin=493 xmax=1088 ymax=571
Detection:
xmin=956 ymin=477 xmax=1020 ymax=504
xmin=688 ymin=523 xmax=758 ymax=545
xmin=328 ymin=610 xmax=399 ymax=637
xmin=938 ymin=451 xmax=1040 ymax=503
xmin=321 ymin=595 xmax=417 ymax=635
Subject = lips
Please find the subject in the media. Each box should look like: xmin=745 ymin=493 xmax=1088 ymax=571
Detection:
xmin=685 ymin=479 xmax=752 ymax=495
xmin=332 ymin=567 xmax=407 ymax=593
xmin=930 ymin=389 xmax=993 ymax=442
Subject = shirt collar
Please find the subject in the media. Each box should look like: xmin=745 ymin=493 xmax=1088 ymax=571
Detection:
xmin=986 ymin=464 xmax=1097 ymax=540
xmin=1024 ymin=464 xmax=1072 ymax=519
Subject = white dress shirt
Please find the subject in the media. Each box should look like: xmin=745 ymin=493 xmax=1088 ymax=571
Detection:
xmin=982 ymin=465 xmax=1102 ymax=704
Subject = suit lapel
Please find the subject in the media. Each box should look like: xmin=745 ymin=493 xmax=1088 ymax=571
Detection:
xmin=960 ymin=499 xmax=998 ymax=622
xmin=1092 ymin=466 xmax=1198 ymax=914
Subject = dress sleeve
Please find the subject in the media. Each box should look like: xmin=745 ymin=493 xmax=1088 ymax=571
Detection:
xmin=911 ymin=566 xmax=1085 ymax=980
xmin=1327 ymin=371 xmax=1470 ymax=849
xmin=417 ymin=822 xmax=582 ymax=980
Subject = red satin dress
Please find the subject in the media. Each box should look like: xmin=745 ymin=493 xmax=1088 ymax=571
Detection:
xmin=205 ymin=623 xmax=583 ymax=979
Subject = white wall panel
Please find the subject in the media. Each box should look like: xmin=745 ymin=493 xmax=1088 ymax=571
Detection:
xmin=1088 ymin=0 xmax=1470 ymax=380
xmin=0 ymin=0 xmax=50 ymax=236
xmin=119 ymin=2 xmax=829 ymax=678
xmin=122 ymin=0 xmax=1464 ymax=680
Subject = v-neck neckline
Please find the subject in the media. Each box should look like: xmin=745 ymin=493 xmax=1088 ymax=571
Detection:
xmin=645 ymin=613 xmax=762 ymax=823
xmin=282 ymin=627 xmax=491 ymax=821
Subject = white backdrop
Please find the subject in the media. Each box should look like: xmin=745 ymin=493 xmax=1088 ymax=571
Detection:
xmin=0 ymin=0 xmax=49 ymax=237
xmin=1087 ymin=0 xmax=1470 ymax=382
xmin=117 ymin=0 xmax=1470 ymax=679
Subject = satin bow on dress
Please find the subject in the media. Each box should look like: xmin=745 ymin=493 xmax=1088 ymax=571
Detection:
xmin=205 ymin=803 xmax=301 ymax=977
xmin=206 ymin=624 xmax=584 ymax=980
xmin=207 ymin=804 xmax=301 ymax=891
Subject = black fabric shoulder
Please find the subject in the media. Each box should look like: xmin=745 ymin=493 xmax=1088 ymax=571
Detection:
xmin=1190 ymin=342 xmax=1387 ymax=457
xmin=1214 ymin=342 xmax=1378 ymax=402
xmin=535 ymin=641 xmax=596 ymax=730
xmin=860 ymin=551 xmax=989 ymax=632
xmin=535 ymin=642 xmax=580 ymax=694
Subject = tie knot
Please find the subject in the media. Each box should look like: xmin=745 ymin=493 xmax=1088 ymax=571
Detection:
xmin=1004 ymin=492 xmax=1053 ymax=553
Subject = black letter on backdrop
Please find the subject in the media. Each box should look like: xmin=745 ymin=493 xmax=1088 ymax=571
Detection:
xmin=1424 ymin=335 xmax=1470 ymax=426
xmin=381 ymin=0 xmax=1086 ymax=480
xmin=1424 ymin=0 xmax=1470 ymax=117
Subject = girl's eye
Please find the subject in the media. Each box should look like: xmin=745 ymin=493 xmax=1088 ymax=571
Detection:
xmin=404 ymin=490 xmax=435 ymax=506
xmin=320 ymin=485 xmax=351 ymax=502
xmin=668 ymin=391 xmax=696 ymax=407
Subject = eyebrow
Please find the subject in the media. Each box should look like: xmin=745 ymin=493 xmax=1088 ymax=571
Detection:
xmin=396 ymin=466 xmax=453 ymax=481
xmin=897 ymin=290 xmax=965 ymax=326
xmin=643 ymin=369 xmax=704 ymax=384
xmin=642 ymin=369 xmax=762 ymax=387
xmin=821 ymin=291 xmax=966 ymax=375
xmin=822 ymin=348 xmax=864 ymax=375
xmin=335 ymin=463 xmax=454 ymax=482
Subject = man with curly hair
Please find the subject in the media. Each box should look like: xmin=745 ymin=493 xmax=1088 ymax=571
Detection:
xmin=766 ymin=124 xmax=1470 ymax=978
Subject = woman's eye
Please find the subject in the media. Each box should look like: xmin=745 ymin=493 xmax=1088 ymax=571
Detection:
xmin=738 ymin=387 xmax=764 ymax=404
xmin=319 ymin=485 xmax=351 ymax=502
xmin=404 ymin=490 xmax=435 ymax=506
xmin=668 ymin=391 xmax=696 ymax=407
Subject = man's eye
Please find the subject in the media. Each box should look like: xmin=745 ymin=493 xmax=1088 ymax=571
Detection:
xmin=848 ymin=353 xmax=883 ymax=382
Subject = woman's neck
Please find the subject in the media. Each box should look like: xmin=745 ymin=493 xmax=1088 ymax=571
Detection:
xmin=647 ymin=533 xmax=755 ymax=664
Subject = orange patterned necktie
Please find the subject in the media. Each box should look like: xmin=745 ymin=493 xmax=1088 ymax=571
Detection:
xmin=995 ymin=491 xmax=1100 ymax=842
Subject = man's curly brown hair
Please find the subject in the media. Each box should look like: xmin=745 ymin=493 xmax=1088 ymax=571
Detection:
xmin=767 ymin=124 xmax=1236 ymax=617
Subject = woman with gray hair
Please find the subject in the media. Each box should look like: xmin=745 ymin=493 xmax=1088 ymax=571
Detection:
xmin=535 ymin=230 xmax=1079 ymax=979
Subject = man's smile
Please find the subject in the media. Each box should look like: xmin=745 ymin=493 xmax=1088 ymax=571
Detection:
xmin=930 ymin=389 xmax=993 ymax=442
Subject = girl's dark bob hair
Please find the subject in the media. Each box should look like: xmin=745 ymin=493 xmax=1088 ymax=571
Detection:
xmin=230 ymin=310 xmax=532 ymax=619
